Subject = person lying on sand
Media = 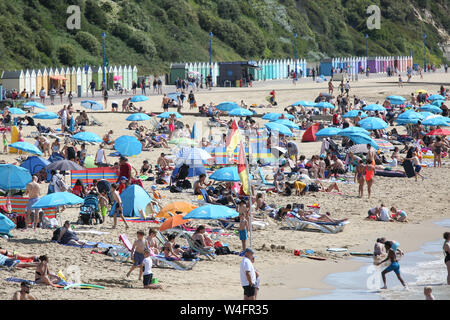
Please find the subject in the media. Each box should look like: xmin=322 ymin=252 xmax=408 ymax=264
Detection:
xmin=296 ymin=210 xmax=347 ymax=224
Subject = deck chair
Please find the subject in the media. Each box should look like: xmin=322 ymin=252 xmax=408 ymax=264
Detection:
xmin=253 ymin=167 xmax=275 ymax=190
xmin=89 ymin=116 xmax=103 ymax=126
xmin=0 ymin=255 xmax=20 ymax=271
xmin=170 ymin=229 xmax=216 ymax=260
xmin=285 ymin=212 xmax=348 ymax=234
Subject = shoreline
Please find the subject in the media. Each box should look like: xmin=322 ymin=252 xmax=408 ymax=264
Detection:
xmin=259 ymin=217 xmax=449 ymax=300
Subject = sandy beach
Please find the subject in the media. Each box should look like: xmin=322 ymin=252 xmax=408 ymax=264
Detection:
xmin=1 ymin=71 xmax=449 ymax=300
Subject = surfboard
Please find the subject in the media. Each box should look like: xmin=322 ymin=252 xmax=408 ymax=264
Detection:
xmin=350 ymin=252 xmax=374 ymax=257
xmin=63 ymin=283 xmax=105 ymax=290
xmin=327 ymin=248 xmax=348 ymax=252
xmin=305 ymin=255 xmax=326 ymax=261
xmin=9 ymin=126 xmax=19 ymax=153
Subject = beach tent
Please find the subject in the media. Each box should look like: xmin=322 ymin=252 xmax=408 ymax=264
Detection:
xmin=20 ymin=156 xmax=51 ymax=182
xmin=109 ymin=185 xmax=153 ymax=218
xmin=301 ymin=123 xmax=321 ymax=142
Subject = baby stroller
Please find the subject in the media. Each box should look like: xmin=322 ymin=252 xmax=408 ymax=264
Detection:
xmin=78 ymin=194 xmax=101 ymax=225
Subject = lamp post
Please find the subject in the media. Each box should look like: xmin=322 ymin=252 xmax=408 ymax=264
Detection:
xmin=365 ymin=34 xmax=369 ymax=69
xmin=423 ymin=33 xmax=427 ymax=72
xmin=294 ymin=33 xmax=298 ymax=79
xmin=209 ymin=32 xmax=213 ymax=77
xmin=102 ymin=32 xmax=106 ymax=88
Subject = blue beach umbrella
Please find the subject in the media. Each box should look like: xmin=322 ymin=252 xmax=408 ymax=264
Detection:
xmin=338 ymin=127 xmax=371 ymax=137
xmin=274 ymin=119 xmax=300 ymax=129
xmin=126 ymin=113 xmax=151 ymax=121
xmin=358 ymin=117 xmax=388 ymax=130
xmin=315 ymin=127 xmax=342 ymax=137
xmin=0 ymin=164 xmax=32 ymax=190
xmin=315 ymin=102 xmax=335 ymax=109
xmin=209 ymin=166 xmax=253 ymax=182
xmin=157 ymin=112 xmax=183 ymax=119
xmin=432 ymin=100 xmax=445 ymax=107
xmin=33 ymin=111 xmax=58 ymax=120
xmin=348 ymin=134 xmax=379 ymax=150
xmin=9 ymin=142 xmax=43 ymax=155
xmin=419 ymin=104 xmax=442 ymax=114
xmin=422 ymin=116 xmax=450 ymax=127
xmin=81 ymin=100 xmax=103 ymax=110
xmin=342 ymin=110 xmax=368 ymax=118
xmin=427 ymin=94 xmax=445 ymax=101
xmin=114 ymin=136 xmax=142 ymax=157
xmin=72 ymin=132 xmax=102 ymax=143
xmin=387 ymin=95 xmax=406 ymax=102
xmin=6 ymin=108 xmax=26 ymax=115
xmin=216 ymin=102 xmax=240 ymax=112
xmin=31 ymin=192 xmax=84 ymax=209
xmin=262 ymin=113 xmax=295 ymax=121
xmin=23 ymin=101 xmax=46 ymax=109
xmin=228 ymin=108 xmax=254 ymax=117
xmin=363 ymin=104 xmax=386 ymax=112
xmin=183 ymin=205 xmax=239 ymax=220
xmin=130 ymin=95 xmax=149 ymax=102
xmin=0 ymin=213 xmax=16 ymax=235
xmin=264 ymin=122 xmax=293 ymax=136
xmin=292 ymin=101 xmax=316 ymax=107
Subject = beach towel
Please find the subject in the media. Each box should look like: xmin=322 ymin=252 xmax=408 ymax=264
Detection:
xmin=4 ymin=277 xmax=36 ymax=285
xmin=54 ymin=241 xmax=121 ymax=249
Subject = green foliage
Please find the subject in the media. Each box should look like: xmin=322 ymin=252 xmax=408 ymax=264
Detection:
xmin=0 ymin=0 xmax=447 ymax=75
xmin=57 ymin=44 xmax=77 ymax=66
xmin=75 ymin=31 xmax=100 ymax=55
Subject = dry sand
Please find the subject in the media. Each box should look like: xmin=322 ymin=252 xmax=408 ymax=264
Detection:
xmin=0 ymin=71 xmax=449 ymax=300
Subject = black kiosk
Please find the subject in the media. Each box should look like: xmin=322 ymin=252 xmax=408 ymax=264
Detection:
xmin=217 ymin=61 xmax=259 ymax=87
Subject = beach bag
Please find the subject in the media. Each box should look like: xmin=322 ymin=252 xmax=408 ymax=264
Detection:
xmin=182 ymin=251 xmax=197 ymax=260
xmin=308 ymin=183 xmax=319 ymax=192
xmin=16 ymin=215 xmax=26 ymax=229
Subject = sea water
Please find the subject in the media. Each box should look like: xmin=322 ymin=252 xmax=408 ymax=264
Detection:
xmin=301 ymin=219 xmax=450 ymax=300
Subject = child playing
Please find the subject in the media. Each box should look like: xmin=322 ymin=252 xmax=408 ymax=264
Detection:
xmin=146 ymin=228 xmax=159 ymax=254
xmin=390 ymin=206 xmax=408 ymax=222
xmin=424 ymin=286 xmax=435 ymax=300
xmin=126 ymin=230 xmax=147 ymax=280
xmin=98 ymin=191 xmax=109 ymax=224
xmin=141 ymin=249 xmax=162 ymax=289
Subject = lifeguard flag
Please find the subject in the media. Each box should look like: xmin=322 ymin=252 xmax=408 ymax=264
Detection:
xmin=226 ymin=119 xmax=241 ymax=157
xmin=238 ymin=143 xmax=249 ymax=195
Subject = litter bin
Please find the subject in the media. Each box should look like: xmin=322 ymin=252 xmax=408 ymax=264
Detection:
xmin=77 ymin=85 xmax=82 ymax=98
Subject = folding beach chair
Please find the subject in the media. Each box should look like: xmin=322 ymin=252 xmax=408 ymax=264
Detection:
xmin=285 ymin=212 xmax=348 ymax=234
xmin=170 ymin=229 xmax=216 ymax=260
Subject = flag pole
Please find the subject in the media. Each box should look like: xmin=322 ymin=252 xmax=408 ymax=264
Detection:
xmin=244 ymin=135 xmax=254 ymax=249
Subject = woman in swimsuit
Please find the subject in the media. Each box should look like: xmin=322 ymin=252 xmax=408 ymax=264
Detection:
xmin=444 ymin=232 xmax=450 ymax=285
xmin=432 ymin=137 xmax=443 ymax=168
xmin=192 ymin=225 xmax=213 ymax=250
xmin=365 ymin=159 xmax=375 ymax=199
xmin=354 ymin=160 xmax=366 ymax=198
xmin=168 ymin=114 xmax=176 ymax=140
xmin=35 ymin=255 xmax=61 ymax=287
xmin=163 ymin=234 xmax=183 ymax=261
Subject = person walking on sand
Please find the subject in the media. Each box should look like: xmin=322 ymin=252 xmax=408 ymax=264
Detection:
xmin=240 ymin=248 xmax=257 ymax=300
xmin=355 ymin=160 xmax=366 ymax=198
xmin=238 ymin=210 xmax=249 ymax=252
xmin=443 ymin=232 xmax=450 ymax=285
xmin=25 ymin=176 xmax=41 ymax=229
xmin=103 ymin=89 xmax=109 ymax=110
xmin=405 ymin=150 xmax=424 ymax=182
xmin=365 ymin=159 xmax=375 ymax=199
xmin=376 ymin=241 xmax=407 ymax=289
xmin=12 ymin=282 xmax=37 ymax=300
xmin=126 ymin=230 xmax=146 ymax=280
xmin=111 ymin=183 xmax=129 ymax=229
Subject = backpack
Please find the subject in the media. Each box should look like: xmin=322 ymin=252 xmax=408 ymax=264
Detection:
xmin=308 ymin=183 xmax=319 ymax=192
xmin=16 ymin=215 xmax=26 ymax=229
xmin=176 ymin=180 xmax=192 ymax=189
xmin=51 ymin=227 xmax=61 ymax=241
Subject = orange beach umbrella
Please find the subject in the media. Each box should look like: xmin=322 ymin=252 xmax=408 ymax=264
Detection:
xmin=159 ymin=213 xmax=190 ymax=231
xmin=157 ymin=202 xmax=197 ymax=218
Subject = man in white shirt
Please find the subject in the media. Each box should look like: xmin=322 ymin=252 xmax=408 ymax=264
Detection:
xmin=95 ymin=144 xmax=107 ymax=166
xmin=240 ymin=248 xmax=257 ymax=300
xmin=379 ymin=204 xmax=393 ymax=222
